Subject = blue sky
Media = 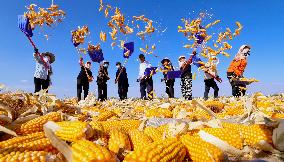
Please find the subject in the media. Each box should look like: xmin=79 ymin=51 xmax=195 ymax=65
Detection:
xmin=1 ymin=0 xmax=284 ymax=98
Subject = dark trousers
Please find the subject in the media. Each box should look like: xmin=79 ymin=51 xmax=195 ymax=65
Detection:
xmin=140 ymin=78 xmax=153 ymax=100
xmin=77 ymin=79 xmax=89 ymax=101
xmin=204 ymin=78 xmax=219 ymax=100
xmin=118 ymin=84 xmax=128 ymax=100
xmin=98 ymin=83 xmax=107 ymax=101
xmin=227 ymin=72 xmax=246 ymax=97
xmin=181 ymin=75 xmax=192 ymax=100
xmin=34 ymin=77 xmax=49 ymax=93
xmin=165 ymin=80 xmax=174 ymax=98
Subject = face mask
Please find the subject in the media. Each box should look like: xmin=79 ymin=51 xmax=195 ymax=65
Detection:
xmin=242 ymin=48 xmax=250 ymax=56
xmin=116 ymin=65 xmax=120 ymax=69
xmin=43 ymin=57 xmax=49 ymax=62
xmin=103 ymin=64 xmax=109 ymax=68
xmin=179 ymin=61 xmax=185 ymax=68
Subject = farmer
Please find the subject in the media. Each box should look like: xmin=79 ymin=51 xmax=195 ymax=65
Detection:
xmin=203 ymin=62 xmax=220 ymax=100
xmin=97 ymin=60 xmax=110 ymax=101
xmin=115 ymin=62 xmax=129 ymax=100
xmin=178 ymin=51 xmax=195 ymax=100
xmin=161 ymin=57 xmax=175 ymax=98
xmin=227 ymin=45 xmax=251 ymax=97
xmin=77 ymin=57 xmax=93 ymax=101
xmin=33 ymin=48 xmax=55 ymax=93
xmin=138 ymin=54 xmax=153 ymax=100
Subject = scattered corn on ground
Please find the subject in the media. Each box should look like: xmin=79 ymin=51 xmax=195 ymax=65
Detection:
xmin=0 ymin=92 xmax=284 ymax=162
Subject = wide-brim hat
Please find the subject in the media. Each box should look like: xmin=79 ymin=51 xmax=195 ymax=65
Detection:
xmin=161 ymin=57 xmax=170 ymax=64
xmin=42 ymin=52 xmax=55 ymax=63
xmin=178 ymin=55 xmax=186 ymax=61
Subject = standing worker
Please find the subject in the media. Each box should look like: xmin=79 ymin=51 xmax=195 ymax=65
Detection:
xmin=178 ymin=51 xmax=195 ymax=100
xmin=227 ymin=45 xmax=251 ymax=97
xmin=77 ymin=57 xmax=93 ymax=101
xmin=137 ymin=54 xmax=153 ymax=100
xmin=115 ymin=62 xmax=129 ymax=100
xmin=161 ymin=57 xmax=175 ymax=98
xmin=203 ymin=62 xmax=220 ymax=100
xmin=97 ymin=61 xmax=110 ymax=101
xmin=33 ymin=48 xmax=55 ymax=93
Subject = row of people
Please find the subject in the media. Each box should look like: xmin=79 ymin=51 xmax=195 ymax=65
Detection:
xmin=32 ymin=45 xmax=251 ymax=101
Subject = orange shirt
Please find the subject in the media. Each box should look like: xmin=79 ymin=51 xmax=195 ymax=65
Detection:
xmin=227 ymin=59 xmax=247 ymax=77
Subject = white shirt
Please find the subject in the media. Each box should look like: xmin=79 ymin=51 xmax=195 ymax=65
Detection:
xmin=138 ymin=61 xmax=151 ymax=79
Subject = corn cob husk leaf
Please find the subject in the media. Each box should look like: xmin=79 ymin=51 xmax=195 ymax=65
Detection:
xmin=199 ymin=130 xmax=244 ymax=156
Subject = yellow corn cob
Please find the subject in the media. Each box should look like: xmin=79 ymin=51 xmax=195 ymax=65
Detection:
xmin=54 ymin=121 xmax=93 ymax=142
xmin=201 ymin=128 xmax=243 ymax=149
xmin=189 ymin=109 xmax=212 ymax=121
xmin=93 ymin=111 xmax=117 ymax=121
xmin=72 ymin=140 xmax=116 ymax=162
xmin=128 ymin=129 xmax=153 ymax=151
xmin=16 ymin=112 xmax=62 ymax=135
xmin=145 ymin=108 xmax=173 ymax=118
xmin=181 ymin=134 xmax=224 ymax=162
xmin=0 ymin=111 xmax=7 ymax=116
xmin=272 ymin=113 xmax=284 ymax=118
xmin=88 ymin=121 xmax=108 ymax=144
xmin=0 ymin=132 xmax=45 ymax=149
xmin=124 ymin=138 xmax=186 ymax=162
xmin=222 ymin=123 xmax=273 ymax=146
xmin=224 ymin=106 xmax=244 ymax=116
xmin=205 ymin=101 xmax=224 ymax=113
xmin=0 ymin=138 xmax=57 ymax=156
xmin=144 ymin=127 xmax=163 ymax=141
xmin=0 ymin=151 xmax=48 ymax=162
xmin=99 ymin=120 xmax=141 ymax=132
xmin=108 ymin=128 xmax=131 ymax=154
xmin=156 ymin=124 xmax=169 ymax=134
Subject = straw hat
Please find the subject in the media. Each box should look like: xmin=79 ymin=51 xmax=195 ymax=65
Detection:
xmin=42 ymin=52 xmax=55 ymax=63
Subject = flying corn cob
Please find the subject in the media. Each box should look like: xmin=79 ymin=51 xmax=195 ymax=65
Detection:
xmin=15 ymin=112 xmax=62 ymax=135
xmin=0 ymin=151 xmax=50 ymax=162
xmin=128 ymin=129 xmax=153 ymax=151
xmin=144 ymin=126 xmax=163 ymax=141
xmin=124 ymin=138 xmax=186 ymax=162
xmin=72 ymin=140 xmax=116 ymax=162
xmin=93 ymin=111 xmax=117 ymax=121
xmin=108 ymin=128 xmax=131 ymax=159
xmin=0 ymin=132 xmax=45 ymax=149
xmin=100 ymin=31 xmax=107 ymax=42
xmin=54 ymin=121 xmax=94 ymax=142
xmin=181 ymin=134 xmax=224 ymax=162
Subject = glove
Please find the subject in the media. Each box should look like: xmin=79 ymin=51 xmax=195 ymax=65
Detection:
xmin=34 ymin=48 xmax=39 ymax=53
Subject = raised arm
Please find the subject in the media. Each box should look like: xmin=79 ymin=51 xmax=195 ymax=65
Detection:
xmin=79 ymin=57 xmax=84 ymax=66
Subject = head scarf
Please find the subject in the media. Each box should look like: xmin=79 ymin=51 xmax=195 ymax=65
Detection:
xmin=234 ymin=45 xmax=251 ymax=61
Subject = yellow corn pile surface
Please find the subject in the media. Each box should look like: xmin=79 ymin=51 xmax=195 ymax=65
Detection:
xmin=0 ymin=92 xmax=283 ymax=161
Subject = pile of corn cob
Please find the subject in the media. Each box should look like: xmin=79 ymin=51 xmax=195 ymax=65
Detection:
xmin=0 ymin=91 xmax=284 ymax=162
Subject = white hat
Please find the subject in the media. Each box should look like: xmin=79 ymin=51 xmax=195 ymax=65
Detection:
xmin=178 ymin=55 xmax=186 ymax=61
